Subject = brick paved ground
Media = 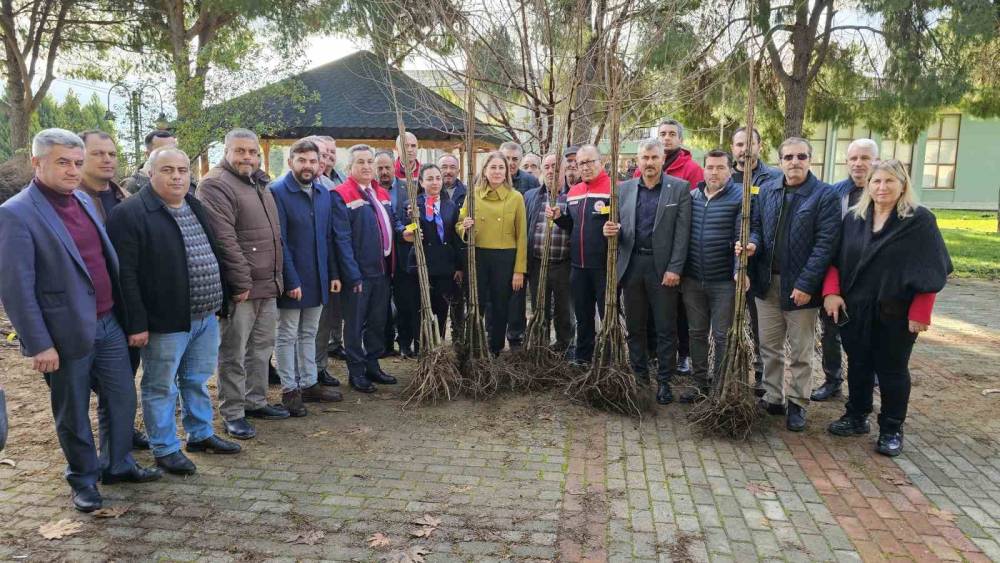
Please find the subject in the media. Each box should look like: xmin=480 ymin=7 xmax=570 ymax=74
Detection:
xmin=0 ymin=278 xmax=997 ymax=562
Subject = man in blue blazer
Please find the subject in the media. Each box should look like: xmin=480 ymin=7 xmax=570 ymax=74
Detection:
xmin=0 ymin=129 xmax=161 ymax=512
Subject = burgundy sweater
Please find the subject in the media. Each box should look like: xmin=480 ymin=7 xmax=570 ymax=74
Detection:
xmin=37 ymin=179 xmax=114 ymax=317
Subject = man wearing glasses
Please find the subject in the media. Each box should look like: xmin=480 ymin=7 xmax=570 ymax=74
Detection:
xmin=738 ymin=137 xmax=840 ymax=433
xmin=545 ymin=145 xmax=611 ymax=366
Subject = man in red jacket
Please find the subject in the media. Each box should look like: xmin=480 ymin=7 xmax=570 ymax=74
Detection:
xmin=635 ymin=119 xmax=702 ymax=374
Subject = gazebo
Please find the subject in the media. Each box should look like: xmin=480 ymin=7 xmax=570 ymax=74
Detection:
xmin=201 ymin=50 xmax=505 ymax=175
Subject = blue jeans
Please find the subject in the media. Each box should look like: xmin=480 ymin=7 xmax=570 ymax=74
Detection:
xmin=140 ymin=315 xmax=219 ymax=457
xmin=46 ymin=314 xmax=136 ymax=489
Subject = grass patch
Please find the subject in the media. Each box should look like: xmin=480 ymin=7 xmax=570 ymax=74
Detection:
xmin=929 ymin=209 xmax=999 ymax=280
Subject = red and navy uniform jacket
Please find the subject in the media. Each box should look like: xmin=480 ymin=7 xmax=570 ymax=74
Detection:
xmin=553 ymin=170 xmax=612 ymax=270
xmin=330 ymin=176 xmax=394 ymax=286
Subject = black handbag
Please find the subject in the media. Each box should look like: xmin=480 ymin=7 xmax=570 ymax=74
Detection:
xmin=0 ymin=388 xmax=7 ymax=452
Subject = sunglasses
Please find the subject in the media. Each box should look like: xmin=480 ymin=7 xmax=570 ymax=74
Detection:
xmin=781 ymin=153 xmax=810 ymax=162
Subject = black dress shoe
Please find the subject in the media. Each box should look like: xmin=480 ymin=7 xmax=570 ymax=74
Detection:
xmin=757 ymin=398 xmax=786 ymax=415
xmin=317 ymin=369 xmax=341 ymax=387
xmin=368 ymin=369 xmax=397 ymax=385
xmin=223 ymin=418 xmax=256 ymax=440
xmin=676 ymin=356 xmax=691 ymax=375
xmin=811 ymin=381 xmax=843 ymax=401
xmin=786 ymin=403 xmax=807 ymax=432
xmin=876 ymin=431 xmax=903 ymax=457
xmin=71 ymin=485 xmax=102 ymax=512
xmin=245 ymin=404 xmax=291 ymax=420
xmin=349 ymin=374 xmax=376 ymax=393
xmin=656 ymin=382 xmax=674 ymax=405
xmin=132 ymin=429 xmax=150 ymax=450
xmin=187 ymin=435 xmax=242 ymax=455
xmin=102 ymin=463 xmax=163 ymax=484
xmin=155 ymin=451 xmax=197 ymax=475
xmin=827 ymin=414 xmax=871 ymax=436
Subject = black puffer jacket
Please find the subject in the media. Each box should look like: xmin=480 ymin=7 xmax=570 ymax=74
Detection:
xmin=686 ymin=179 xmax=743 ymax=282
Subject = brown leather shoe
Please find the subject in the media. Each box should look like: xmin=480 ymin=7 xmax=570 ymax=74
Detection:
xmin=301 ymin=383 xmax=343 ymax=403
xmin=281 ymin=389 xmax=307 ymax=417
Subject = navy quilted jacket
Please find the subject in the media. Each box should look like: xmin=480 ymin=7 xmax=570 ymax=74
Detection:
xmin=748 ymin=171 xmax=841 ymax=310
xmin=686 ymin=179 xmax=743 ymax=282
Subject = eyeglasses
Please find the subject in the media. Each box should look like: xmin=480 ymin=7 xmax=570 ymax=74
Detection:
xmin=577 ymin=159 xmax=599 ymax=167
xmin=781 ymin=153 xmax=810 ymax=162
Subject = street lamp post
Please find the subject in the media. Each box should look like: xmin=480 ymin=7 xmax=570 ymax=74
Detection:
xmin=104 ymin=82 xmax=168 ymax=170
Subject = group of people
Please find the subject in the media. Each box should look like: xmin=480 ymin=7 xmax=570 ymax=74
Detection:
xmin=0 ymin=116 xmax=951 ymax=513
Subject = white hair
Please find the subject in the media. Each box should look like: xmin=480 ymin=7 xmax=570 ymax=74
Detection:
xmin=32 ymin=128 xmax=84 ymax=158
xmin=637 ymin=137 xmax=665 ymax=154
xmin=846 ymin=138 xmax=879 ymax=159
xmin=346 ymin=144 xmax=374 ymax=167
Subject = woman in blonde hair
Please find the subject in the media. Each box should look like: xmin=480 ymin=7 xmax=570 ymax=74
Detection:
xmin=821 ymin=160 xmax=951 ymax=456
xmin=457 ymin=152 xmax=528 ymax=356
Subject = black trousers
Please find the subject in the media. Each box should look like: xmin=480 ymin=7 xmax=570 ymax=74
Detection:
xmin=527 ymin=257 xmax=574 ymax=350
xmin=841 ymin=313 xmax=916 ymax=433
xmin=45 ymin=314 xmax=136 ymax=489
xmin=570 ymin=266 xmax=606 ymax=363
xmin=424 ymin=274 xmax=453 ymax=340
xmin=819 ymin=312 xmax=844 ymax=383
xmin=450 ymin=277 xmax=466 ymax=343
xmin=476 ymin=249 xmax=517 ymax=355
xmin=394 ymin=270 xmax=420 ymax=352
xmin=622 ymin=254 xmax=679 ymax=382
xmin=343 ymin=275 xmax=390 ymax=378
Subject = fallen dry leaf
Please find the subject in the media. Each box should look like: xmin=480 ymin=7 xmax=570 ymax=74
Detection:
xmin=880 ymin=472 xmax=911 ymax=486
xmin=367 ymin=532 xmax=391 ymax=548
xmin=308 ymin=430 xmax=330 ymax=438
xmin=982 ymin=388 xmax=1000 ymax=396
xmin=928 ymin=507 xmax=956 ymax=522
xmin=411 ymin=514 xmax=441 ymax=528
xmin=38 ymin=519 xmax=83 ymax=540
xmin=410 ymin=527 xmax=435 ymax=538
xmin=745 ymin=482 xmax=776 ymax=495
xmin=380 ymin=545 xmax=431 ymax=563
xmin=92 ymin=504 xmax=131 ymax=519
xmin=0 ymin=458 xmax=15 ymax=468
xmin=450 ymin=485 xmax=473 ymax=493
xmin=285 ymin=530 xmax=325 ymax=545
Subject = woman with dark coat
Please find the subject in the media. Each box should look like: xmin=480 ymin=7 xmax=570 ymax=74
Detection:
xmin=398 ymin=164 xmax=463 ymax=339
xmin=821 ymin=159 xmax=952 ymax=457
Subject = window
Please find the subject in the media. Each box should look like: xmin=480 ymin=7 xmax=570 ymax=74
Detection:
xmin=833 ymin=123 xmax=873 ymax=180
xmin=880 ymin=139 xmax=914 ymax=176
xmin=923 ymin=114 xmax=961 ymax=190
xmin=807 ymin=124 xmax=828 ymax=179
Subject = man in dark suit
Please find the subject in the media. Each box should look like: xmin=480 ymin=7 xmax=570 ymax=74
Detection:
xmin=0 ymin=129 xmax=161 ymax=512
xmin=603 ymin=138 xmax=692 ymax=404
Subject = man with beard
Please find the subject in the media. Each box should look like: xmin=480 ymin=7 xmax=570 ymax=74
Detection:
xmin=197 ymin=129 xmax=288 ymax=440
xmin=811 ymin=138 xmax=879 ymax=402
xmin=731 ymin=126 xmax=782 ymax=395
xmin=438 ymin=154 xmax=467 ymax=341
xmin=604 ymin=138 xmax=692 ymax=404
xmin=270 ymin=139 xmax=344 ymax=416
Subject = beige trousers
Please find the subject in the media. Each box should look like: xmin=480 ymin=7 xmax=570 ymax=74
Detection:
xmin=217 ymin=298 xmax=277 ymax=421
xmin=755 ymin=275 xmax=818 ymax=408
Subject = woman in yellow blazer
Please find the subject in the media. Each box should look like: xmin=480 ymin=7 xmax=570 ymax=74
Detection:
xmin=457 ymin=152 xmax=528 ymax=356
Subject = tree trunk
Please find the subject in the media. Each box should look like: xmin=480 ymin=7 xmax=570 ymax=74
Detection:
xmin=4 ymin=88 xmax=31 ymax=155
xmin=782 ymin=79 xmax=808 ymax=138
